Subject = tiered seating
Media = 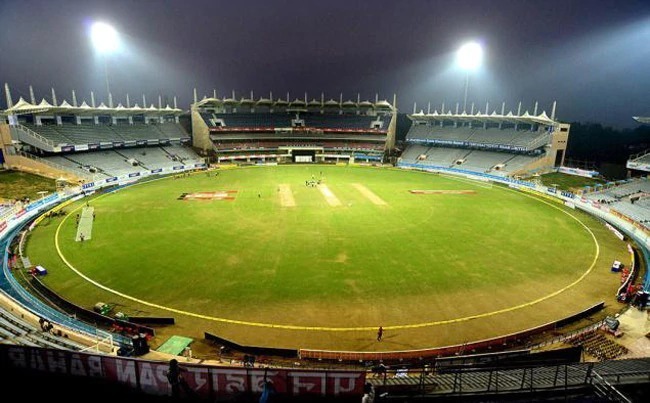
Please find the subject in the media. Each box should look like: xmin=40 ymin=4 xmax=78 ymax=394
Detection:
xmin=210 ymin=132 xmax=385 ymax=143
xmin=45 ymin=146 xmax=202 ymax=177
xmin=399 ymin=143 xmax=546 ymax=176
xmin=155 ymin=123 xmax=189 ymax=139
xmin=399 ymin=144 xmax=429 ymax=163
xmin=408 ymin=125 xmax=473 ymax=142
xmin=117 ymin=147 xmax=180 ymax=170
xmin=303 ymin=114 xmax=376 ymax=129
xmin=583 ymin=179 xmax=650 ymax=224
xmin=214 ymin=139 xmax=383 ymax=152
xmin=467 ymin=128 xmax=518 ymax=145
xmin=636 ymin=198 xmax=650 ymax=209
xmin=46 ymin=155 xmax=110 ymax=177
xmin=59 ymin=123 xmax=118 ymax=143
xmin=213 ymin=113 xmax=293 ymax=128
xmin=424 ymin=147 xmax=472 ymax=166
xmin=112 ymin=123 xmax=187 ymax=141
xmin=568 ymin=330 xmax=628 ymax=361
xmin=23 ymin=123 xmax=76 ymax=145
xmin=459 ymin=151 xmax=511 ymax=172
xmin=66 ymin=151 xmax=147 ymax=177
xmin=407 ymin=125 xmax=550 ymax=151
xmin=24 ymin=122 xmax=188 ymax=145
xmin=0 ymin=307 xmax=86 ymax=350
xmin=163 ymin=145 xmax=203 ymax=165
xmin=586 ymin=180 xmax=650 ymax=203
xmin=206 ymin=112 xmax=382 ymax=130
xmin=499 ymin=154 xmax=540 ymax=174
xmin=610 ymin=201 xmax=650 ymax=223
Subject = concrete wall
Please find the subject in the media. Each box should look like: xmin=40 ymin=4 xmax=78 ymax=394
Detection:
xmin=3 ymin=154 xmax=84 ymax=183
xmin=191 ymin=108 xmax=212 ymax=152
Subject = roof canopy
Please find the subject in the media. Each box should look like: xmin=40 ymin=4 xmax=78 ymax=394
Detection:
xmin=409 ymin=109 xmax=557 ymax=126
xmin=193 ymin=95 xmax=393 ymax=110
xmin=3 ymin=97 xmax=183 ymax=116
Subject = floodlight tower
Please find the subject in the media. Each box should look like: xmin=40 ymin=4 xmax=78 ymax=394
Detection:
xmin=90 ymin=22 xmax=119 ymax=99
xmin=456 ymin=42 xmax=483 ymax=113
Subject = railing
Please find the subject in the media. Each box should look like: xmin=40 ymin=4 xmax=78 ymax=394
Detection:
xmin=16 ymin=124 xmax=56 ymax=147
xmin=1 ymin=210 xmax=130 ymax=346
xmin=591 ymin=371 xmax=633 ymax=403
xmin=367 ymin=359 xmax=650 ymax=398
xmin=14 ymin=151 xmax=94 ymax=180
xmin=523 ymin=132 xmax=552 ymax=150
xmin=629 ymin=149 xmax=650 ymax=161
xmin=528 ymin=320 xmax=605 ymax=350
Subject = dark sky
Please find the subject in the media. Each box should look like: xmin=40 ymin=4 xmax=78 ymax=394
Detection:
xmin=1 ymin=0 xmax=650 ymax=127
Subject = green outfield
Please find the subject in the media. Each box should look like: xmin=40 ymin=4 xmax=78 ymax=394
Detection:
xmin=25 ymin=166 xmax=628 ymax=351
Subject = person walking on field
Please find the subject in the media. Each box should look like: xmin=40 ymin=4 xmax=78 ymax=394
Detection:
xmin=377 ymin=326 xmax=383 ymax=342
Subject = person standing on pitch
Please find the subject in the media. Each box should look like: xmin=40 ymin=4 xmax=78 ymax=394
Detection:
xmin=377 ymin=326 xmax=383 ymax=342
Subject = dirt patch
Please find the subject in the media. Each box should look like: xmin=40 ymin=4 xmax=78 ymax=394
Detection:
xmin=178 ymin=191 xmax=237 ymax=201
xmin=278 ymin=184 xmax=296 ymax=207
xmin=335 ymin=252 xmax=348 ymax=263
xmin=352 ymin=183 xmax=387 ymax=205
xmin=318 ymin=184 xmax=342 ymax=206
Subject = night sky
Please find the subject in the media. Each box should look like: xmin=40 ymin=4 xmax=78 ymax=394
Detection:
xmin=1 ymin=0 xmax=649 ymax=127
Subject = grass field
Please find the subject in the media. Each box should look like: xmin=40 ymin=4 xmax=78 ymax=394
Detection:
xmin=537 ymin=172 xmax=605 ymax=191
xmin=25 ymin=166 xmax=628 ymax=351
xmin=0 ymin=170 xmax=56 ymax=202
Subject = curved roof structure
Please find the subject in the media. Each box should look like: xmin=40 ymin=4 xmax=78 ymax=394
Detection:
xmin=256 ymin=97 xmax=273 ymax=105
xmin=409 ymin=109 xmax=557 ymax=126
xmin=3 ymin=96 xmax=182 ymax=116
xmin=374 ymin=100 xmax=392 ymax=109
xmin=193 ymin=92 xmax=395 ymax=112
xmin=289 ymin=98 xmax=306 ymax=107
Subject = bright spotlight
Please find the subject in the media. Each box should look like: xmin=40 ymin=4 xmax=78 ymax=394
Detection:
xmin=457 ymin=42 xmax=483 ymax=71
xmin=91 ymin=22 xmax=119 ymax=53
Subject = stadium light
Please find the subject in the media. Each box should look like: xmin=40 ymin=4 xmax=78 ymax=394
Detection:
xmin=457 ymin=42 xmax=483 ymax=71
xmin=90 ymin=22 xmax=119 ymax=54
xmin=90 ymin=22 xmax=119 ymax=99
xmin=456 ymin=42 xmax=483 ymax=113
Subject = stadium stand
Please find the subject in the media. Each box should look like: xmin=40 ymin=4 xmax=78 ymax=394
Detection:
xmin=191 ymin=92 xmax=396 ymax=163
xmin=584 ymin=178 xmax=650 ymax=224
xmin=22 ymin=122 xmax=190 ymax=146
xmin=568 ymin=330 xmax=629 ymax=361
xmin=0 ymin=306 xmax=87 ymax=350
xmin=0 ymin=87 xmax=201 ymax=181
xmin=399 ymin=103 xmax=569 ymax=177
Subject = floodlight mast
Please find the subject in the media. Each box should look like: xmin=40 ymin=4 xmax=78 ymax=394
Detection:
xmin=90 ymin=22 xmax=119 ymax=100
xmin=457 ymin=42 xmax=483 ymax=113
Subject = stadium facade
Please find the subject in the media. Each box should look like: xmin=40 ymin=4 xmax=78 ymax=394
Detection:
xmin=628 ymin=116 xmax=650 ymax=173
xmin=0 ymin=84 xmax=203 ymax=184
xmin=190 ymin=90 xmax=397 ymax=164
xmin=399 ymin=100 xmax=570 ymax=177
